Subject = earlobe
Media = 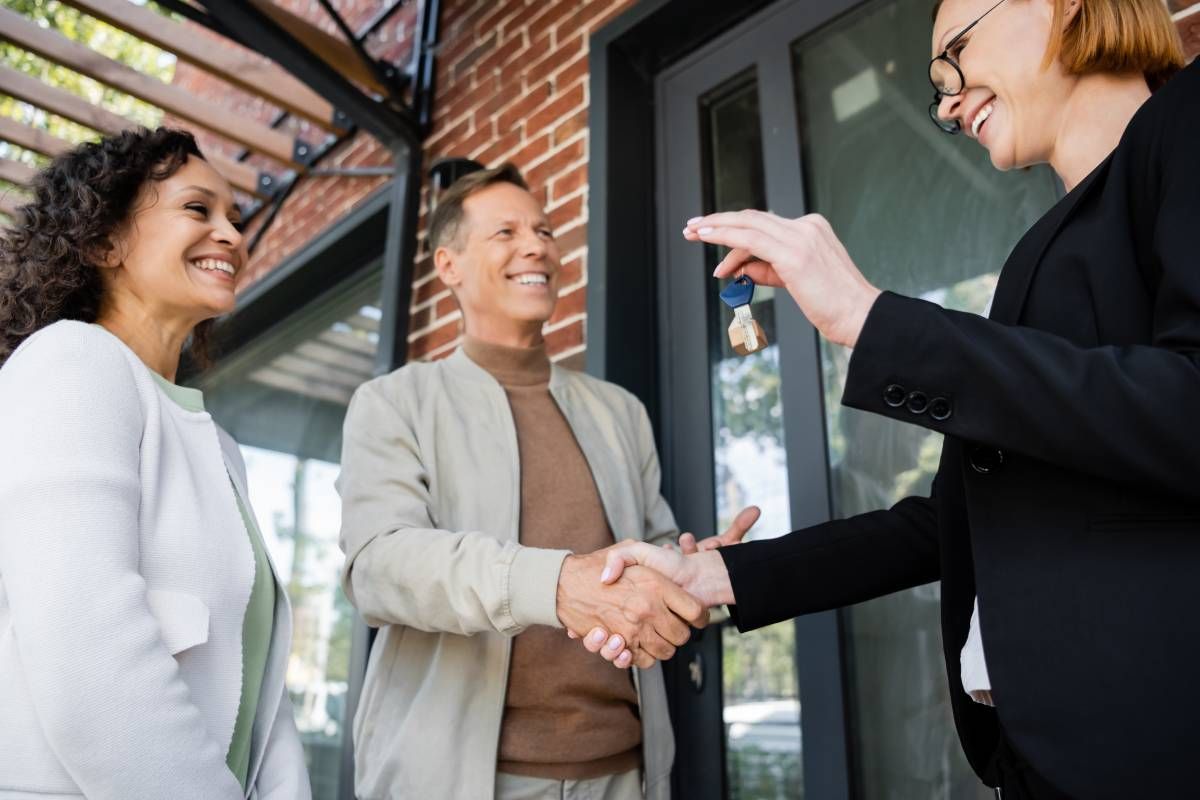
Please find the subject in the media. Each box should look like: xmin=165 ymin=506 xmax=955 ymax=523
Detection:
xmin=433 ymin=246 xmax=460 ymax=288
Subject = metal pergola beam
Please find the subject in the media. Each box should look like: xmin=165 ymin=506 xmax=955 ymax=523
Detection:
xmin=0 ymin=65 xmax=271 ymax=198
xmin=242 ymin=0 xmax=395 ymax=97
xmin=57 ymin=0 xmax=343 ymax=133
xmin=200 ymin=0 xmax=421 ymax=150
xmin=0 ymin=5 xmax=306 ymax=167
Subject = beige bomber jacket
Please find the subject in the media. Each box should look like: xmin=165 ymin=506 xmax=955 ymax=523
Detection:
xmin=337 ymin=348 xmax=677 ymax=800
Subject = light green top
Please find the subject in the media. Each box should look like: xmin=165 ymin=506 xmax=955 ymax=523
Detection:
xmin=151 ymin=371 xmax=276 ymax=790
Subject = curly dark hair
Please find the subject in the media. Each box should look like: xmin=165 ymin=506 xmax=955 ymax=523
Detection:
xmin=0 ymin=126 xmax=214 ymax=367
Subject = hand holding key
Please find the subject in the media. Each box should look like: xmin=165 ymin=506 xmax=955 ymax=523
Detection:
xmin=684 ymin=210 xmax=882 ymax=349
xmin=721 ymin=276 xmax=768 ymax=356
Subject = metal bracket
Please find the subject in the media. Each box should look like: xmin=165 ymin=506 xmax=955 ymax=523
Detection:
xmin=292 ymin=139 xmax=317 ymax=166
xmin=330 ymin=107 xmax=354 ymax=133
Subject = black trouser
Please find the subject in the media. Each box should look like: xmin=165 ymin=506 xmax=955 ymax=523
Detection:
xmin=988 ymin=732 xmax=1075 ymax=800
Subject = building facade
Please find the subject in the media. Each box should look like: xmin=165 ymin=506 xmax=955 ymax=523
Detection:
xmin=170 ymin=1 xmax=1200 ymax=799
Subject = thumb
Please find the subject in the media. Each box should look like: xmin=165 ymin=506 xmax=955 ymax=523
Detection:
xmin=600 ymin=541 xmax=659 ymax=584
xmin=679 ymin=532 xmax=698 ymax=555
xmin=716 ymin=505 xmax=761 ymax=547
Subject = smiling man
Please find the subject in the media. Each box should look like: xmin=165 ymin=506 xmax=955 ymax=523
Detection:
xmin=336 ymin=163 xmax=750 ymax=800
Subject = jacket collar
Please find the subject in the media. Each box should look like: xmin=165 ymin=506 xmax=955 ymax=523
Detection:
xmin=988 ymin=156 xmax=1111 ymax=325
xmin=445 ymin=345 xmax=569 ymax=392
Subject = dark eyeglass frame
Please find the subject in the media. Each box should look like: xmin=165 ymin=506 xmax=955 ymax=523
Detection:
xmin=927 ymin=0 xmax=1009 ymax=135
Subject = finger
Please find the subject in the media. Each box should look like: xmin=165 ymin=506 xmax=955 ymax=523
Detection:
xmin=661 ymin=584 xmax=707 ymax=630
xmin=615 ymin=650 xmax=634 ymax=669
xmin=694 ymin=227 xmax=787 ymax=270
xmin=638 ymin=630 xmax=677 ymax=662
xmin=600 ymin=541 xmax=660 ymax=584
xmin=567 ymin=629 xmax=579 ymax=639
xmin=583 ymin=628 xmax=609 ymax=654
xmin=600 ymin=634 xmax=627 ymax=663
xmin=717 ymin=505 xmax=761 ymax=546
xmin=686 ymin=209 xmax=794 ymax=239
xmin=679 ymin=532 xmax=698 ymax=555
xmin=633 ymin=649 xmax=656 ymax=670
xmin=713 ymin=252 xmax=787 ymax=288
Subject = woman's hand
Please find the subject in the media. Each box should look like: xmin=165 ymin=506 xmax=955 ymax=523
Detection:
xmin=683 ymin=211 xmax=882 ymax=348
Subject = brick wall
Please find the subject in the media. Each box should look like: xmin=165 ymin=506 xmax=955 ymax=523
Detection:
xmin=1173 ymin=0 xmax=1200 ymax=59
xmin=169 ymin=0 xmax=1198 ymax=368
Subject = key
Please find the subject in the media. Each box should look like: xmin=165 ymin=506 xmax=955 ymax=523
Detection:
xmin=719 ymin=276 xmax=768 ymax=356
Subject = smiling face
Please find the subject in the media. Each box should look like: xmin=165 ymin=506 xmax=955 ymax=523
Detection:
xmin=434 ymin=181 xmax=560 ymax=342
xmin=933 ymin=0 xmax=1078 ymax=170
xmin=102 ymin=155 xmax=246 ymax=327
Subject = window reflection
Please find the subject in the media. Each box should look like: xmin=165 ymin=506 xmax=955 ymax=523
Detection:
xmin=195 ymin=272 xmax=383 ymax=799
xmin=703 ymin=74 xmax=804 ymax=800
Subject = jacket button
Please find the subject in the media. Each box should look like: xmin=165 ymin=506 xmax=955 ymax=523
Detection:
xmin=905 ymin=391 xmax=929 ymax=414
xmin=969 ymin=446 xmax=1004 ymax=474
xmin=884 ymin=384 xmax=906 ymax=407
xmin=929 ymin=397 xmax=953 ymax=421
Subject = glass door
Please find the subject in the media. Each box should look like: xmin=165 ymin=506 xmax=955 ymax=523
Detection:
xmin=655 ymin=0 xmax=1060 ymax=798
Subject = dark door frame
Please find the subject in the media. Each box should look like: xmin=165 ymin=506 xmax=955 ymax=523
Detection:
xmin=589 ymin=1 xmax=864 ymax=798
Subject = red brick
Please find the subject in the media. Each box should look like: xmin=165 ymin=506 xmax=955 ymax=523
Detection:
xmin=414 ymin=276 xmax=447 ymax=305
xmin=527 ymin=2 xmax=578 ymax=44
xmin=555 ymin=223 xmax=587 ymax=256
xmin=526 ymin=82 xmax=586 ymax=137
xmin=555 ymin=50 xmax=590 ymax=93
xmin=521 ymin=32 xmax=581 ymax=88
xmin=550 ymin=162 xmax=588 ymax=203
xmin=410 ymin=321 xmax=460 ymax=359
xmin=553 ymin=108 xmax=588 ymax=146
xmin=474 ymin=29 xmax=530 ymax=79
xmin=558 ymin=255 xmax=584 ymax=287
xmin=550 ymin=286 xmax=586 ymax=324
xmin=509 ymin=133 xmax=553 ymax=172
xmin=526 ymin=137 xmax=586 ymax=190
xmin=470 ymin=127 xmax=517 ymax=165
xmin=498 ymin=82 xmax=555 ymax=132
xmin=548 ymin=195 xmax=584 ymax=231
xmin=545 ymin=319 xmax=584 ymax=353
xmin=450 ymin=32 xmax=497 ymax=85
xmin=435 ymin=293 xmax=461 ymax=318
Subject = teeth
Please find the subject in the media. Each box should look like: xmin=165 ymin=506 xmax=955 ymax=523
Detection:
xmin=972 ymin=102 xmax=995 ymax=138
xmin=514 ymin=274 xmax=547 ymax=286
xmin=193 ymin=258 xmax=235 ymax=275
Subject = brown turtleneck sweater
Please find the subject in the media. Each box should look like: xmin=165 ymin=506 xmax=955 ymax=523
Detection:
xmin=462 ymin=336 xmax=642 ymax=781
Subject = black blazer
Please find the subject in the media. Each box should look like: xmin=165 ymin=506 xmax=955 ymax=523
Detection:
xmin=721 ymin=58 xmax=1200 ymax=799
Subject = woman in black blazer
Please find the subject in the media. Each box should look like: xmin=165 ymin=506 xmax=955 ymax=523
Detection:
xmin=587 ymin=0 xmax=1196 ymax=797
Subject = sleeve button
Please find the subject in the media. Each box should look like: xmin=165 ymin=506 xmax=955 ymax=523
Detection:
xmin=905 ymin=391 xmax=929 ymax=415
xmin=884 ymin=384 xmax=907 ymax=407
xmin=929 ymin=397 xmax=953 ymax=421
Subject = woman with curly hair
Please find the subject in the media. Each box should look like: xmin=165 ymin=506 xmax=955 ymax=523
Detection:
xmin=0 ymin=127 xmax=311 ymax=799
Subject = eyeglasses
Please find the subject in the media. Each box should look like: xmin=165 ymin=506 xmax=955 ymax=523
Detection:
xmin=927 ymin=0 xmax=1008 ymax=134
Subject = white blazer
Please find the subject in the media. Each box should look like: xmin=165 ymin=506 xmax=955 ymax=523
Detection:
xmin=0 ymin=321 xmax=311 ymax=800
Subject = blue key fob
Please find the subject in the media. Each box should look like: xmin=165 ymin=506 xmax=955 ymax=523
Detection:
xmin=719 ymin=275 xmax=756 ymax=309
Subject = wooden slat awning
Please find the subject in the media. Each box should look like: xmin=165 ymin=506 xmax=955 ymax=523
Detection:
xmin=0 ymin=6 xmax=302 ymax=167
xmin=0 ymin=0 xmax=429 ymax=241
xmin=0 ymin=65 xmax=267 ymax=198
xmin=58 ymin=0 xmax=342 ymax=133
xmin=0 ymin=157 xmax=37 ymax=186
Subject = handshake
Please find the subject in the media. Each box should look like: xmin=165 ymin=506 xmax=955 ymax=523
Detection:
xmin=554 ymin=506 xmax=760 ymax=669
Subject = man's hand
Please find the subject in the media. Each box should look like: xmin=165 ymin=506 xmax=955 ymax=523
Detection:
xmin=569 ymin=506 xmax=759 ymax=667
xmin=556 ymin=550 xmax=707 ymax=669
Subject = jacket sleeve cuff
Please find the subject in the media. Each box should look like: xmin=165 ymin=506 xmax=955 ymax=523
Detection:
xmin=508 ymin=546 xmax=572 ymax=630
